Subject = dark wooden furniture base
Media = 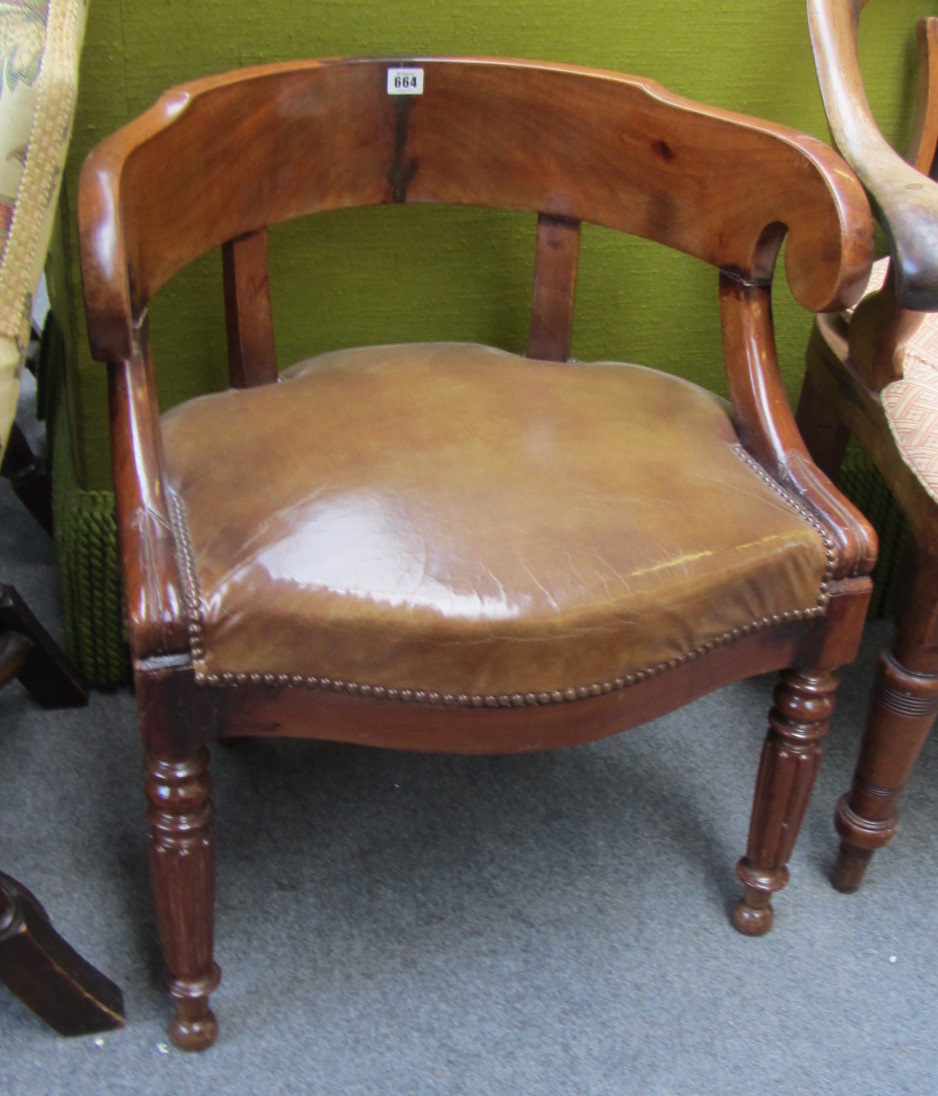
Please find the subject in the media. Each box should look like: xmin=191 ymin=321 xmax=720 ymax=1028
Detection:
xmin=0 ymin=873 xmax=124 ymax=1035
xmin=1 ymin=594 xmax=122 ymax=1034
xmin=0 ymin=585 xmax=86 ymax=709
xmin=0 ymin=423 xmax=53 ymax=536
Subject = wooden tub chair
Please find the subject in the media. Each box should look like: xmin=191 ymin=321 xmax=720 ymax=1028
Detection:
xmin=78 ymin=55 xmax=876 ymax=1048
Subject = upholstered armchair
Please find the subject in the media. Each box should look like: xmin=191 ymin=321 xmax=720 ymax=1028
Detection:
xmin=0 ymin=0 xmax=124 ymax=1038
xmin=0 ymin=0 xmax=83 ymax=460
xmin=796 ymin=0 xmax=938 ymax=892
xmin=79 ymin=56 xmax=876 ymax=1048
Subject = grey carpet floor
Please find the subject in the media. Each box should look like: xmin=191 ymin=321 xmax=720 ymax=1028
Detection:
xmin=2 ymin=388 xmax=937 ymax=1094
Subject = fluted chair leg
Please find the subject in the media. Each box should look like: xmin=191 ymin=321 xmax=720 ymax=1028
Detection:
xmin=145 ymin=748 xmax=220 ymax=1050
xmin=734 ymin=669 xmax=838 ymax=935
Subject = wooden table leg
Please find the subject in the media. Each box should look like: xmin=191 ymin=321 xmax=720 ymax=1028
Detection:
xmin=0 ymin=872 xmax=125 ymax=1035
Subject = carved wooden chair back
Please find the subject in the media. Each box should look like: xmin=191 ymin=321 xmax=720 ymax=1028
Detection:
xmin=79 ymin=56 xmax=876 ymax=1049
xmin=797 ymin=0 xmax=938 ymax=895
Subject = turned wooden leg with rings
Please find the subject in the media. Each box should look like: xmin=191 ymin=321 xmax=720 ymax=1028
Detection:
xmin=145 ymin=747 xmax=220 ymax=1050
xmin=734 ymin=668 xmax=838 ymax=935
xmin=832 ymin=628 xmax=938 ymax=893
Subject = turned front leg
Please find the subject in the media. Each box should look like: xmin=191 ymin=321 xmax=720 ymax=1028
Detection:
xmin=145 ymin=748 xmax=220 ymax=1050
xmin=832 ymin=639 xmax=938 ymax=892
xmin=734 ymin=669 xmax=838 ymax=936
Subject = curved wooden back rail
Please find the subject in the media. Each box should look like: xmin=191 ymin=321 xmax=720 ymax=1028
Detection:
xmin=81 ymin=58 xmax=872 ymax=353
xmin=79 ymin=56 xmax=877 ymax=1050
xmin=808 ymin=0 xmax=938 ymax=388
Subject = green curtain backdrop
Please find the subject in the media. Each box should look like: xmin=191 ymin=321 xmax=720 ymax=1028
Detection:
xmin=47 ymin=0 xmax=936 ymax=682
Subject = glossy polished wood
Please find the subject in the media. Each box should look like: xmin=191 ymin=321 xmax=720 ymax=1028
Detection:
xmin=222 ymin=229 xmax=278 ymax=389
xmin=808 ymin=0 xmax=938 ymax=312
xmin=79 ymin=56 xmax=876 ymax=1048
xmin=527 ymin=214 xmax=580 ymax=361
xmin=798 ymin=3 xmax=938 ymax=892
xmin=735 ymin=669 xmax=839 ymax=934
xmin=145 ymin=749 xmax=219 ymax=1051
xmin=80 ymin=58 xmax=873 ymax=366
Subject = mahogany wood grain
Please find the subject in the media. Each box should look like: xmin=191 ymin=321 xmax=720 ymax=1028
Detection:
xmin=832 ymin=637 xmax=938 ymax=891
xmin=131 ymin=579 xmax=869 ymax=761
xmin=909 ymin=16 xmax=938 ymax=178
xmin=808 ymin=1 xmax=938 ymax=311
xmin=808 ymin=3 xmax=938 ymax=389
xmin=527 ymin=214 xmax=580 ymax=361
xmin=719 ymin=276 xmax=876 ymax=578
xmin=108 ymin=346 xmax=190 ymax=661
xmin=80 ymin=57 xmax=872 ymax=365
xmin=830 ymin=539 xmax=938 ymax=891
xmin=222 ymin=229 xmax=279 ymax=388
xmin=735 ymin=670 xmax=838 ymax=934
xmin=145 ymin=749 xmax=219 ymax=1051
xmin=845 ymin=262 xmax=924 ymax=391
xmin=78 ymin=55 xmax=879 ymax=1048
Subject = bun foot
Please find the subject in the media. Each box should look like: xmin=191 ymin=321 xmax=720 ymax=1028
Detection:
xmin=732 ymin=898 xmax=774 ymax=937
xmin=169 ymin=1008 xmax=218 ymax=1051
xmin=167 ymin=963 xmax=221 ymax=1051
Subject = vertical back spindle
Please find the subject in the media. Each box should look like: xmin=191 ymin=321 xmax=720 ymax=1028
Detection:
xmin=222 ymin=229 xmax=279 ymax=388
xmin=527 ymin=214 xmax=581 ymax=362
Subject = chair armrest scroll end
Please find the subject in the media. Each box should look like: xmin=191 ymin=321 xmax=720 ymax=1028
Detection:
xmin=784 ymin=450 xmax=878 ymax=582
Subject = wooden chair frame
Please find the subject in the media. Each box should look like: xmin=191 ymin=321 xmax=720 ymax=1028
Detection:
xmin=796 ymin=1 xmax=938 ymax=892
xmin=79 ymin=56 xmax=876 ymax=1049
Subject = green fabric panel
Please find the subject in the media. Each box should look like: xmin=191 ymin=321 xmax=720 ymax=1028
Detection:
xmin=43 ymin=318 xmax=129 ymax=685
xmin=51 ymin=391 xmax=129 ymax=685
xmin=56 ymin=0 xmax=936 ymax=490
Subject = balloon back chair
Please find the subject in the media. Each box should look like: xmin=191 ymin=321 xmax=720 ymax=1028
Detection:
xmin=796 ymin=0 xmax=938 ymax=893
xmin=78 ymin=56 xmax=876 ymax=1049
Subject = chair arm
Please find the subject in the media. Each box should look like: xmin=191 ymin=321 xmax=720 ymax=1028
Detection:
xmin=108 ymin=342 xmax=190 ymax=662
xmin=721 ymin=274 xmax=878 ymax=579
xmin=808 ymin=0 xmax=938 ymax=310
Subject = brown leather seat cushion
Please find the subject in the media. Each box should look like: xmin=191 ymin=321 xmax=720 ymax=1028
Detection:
xmin=161 ymin=342 xmax=833 ymax=705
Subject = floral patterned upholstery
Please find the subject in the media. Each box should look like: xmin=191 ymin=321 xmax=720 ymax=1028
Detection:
xmin=0 ymin=0 xmax=87 ymax=463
